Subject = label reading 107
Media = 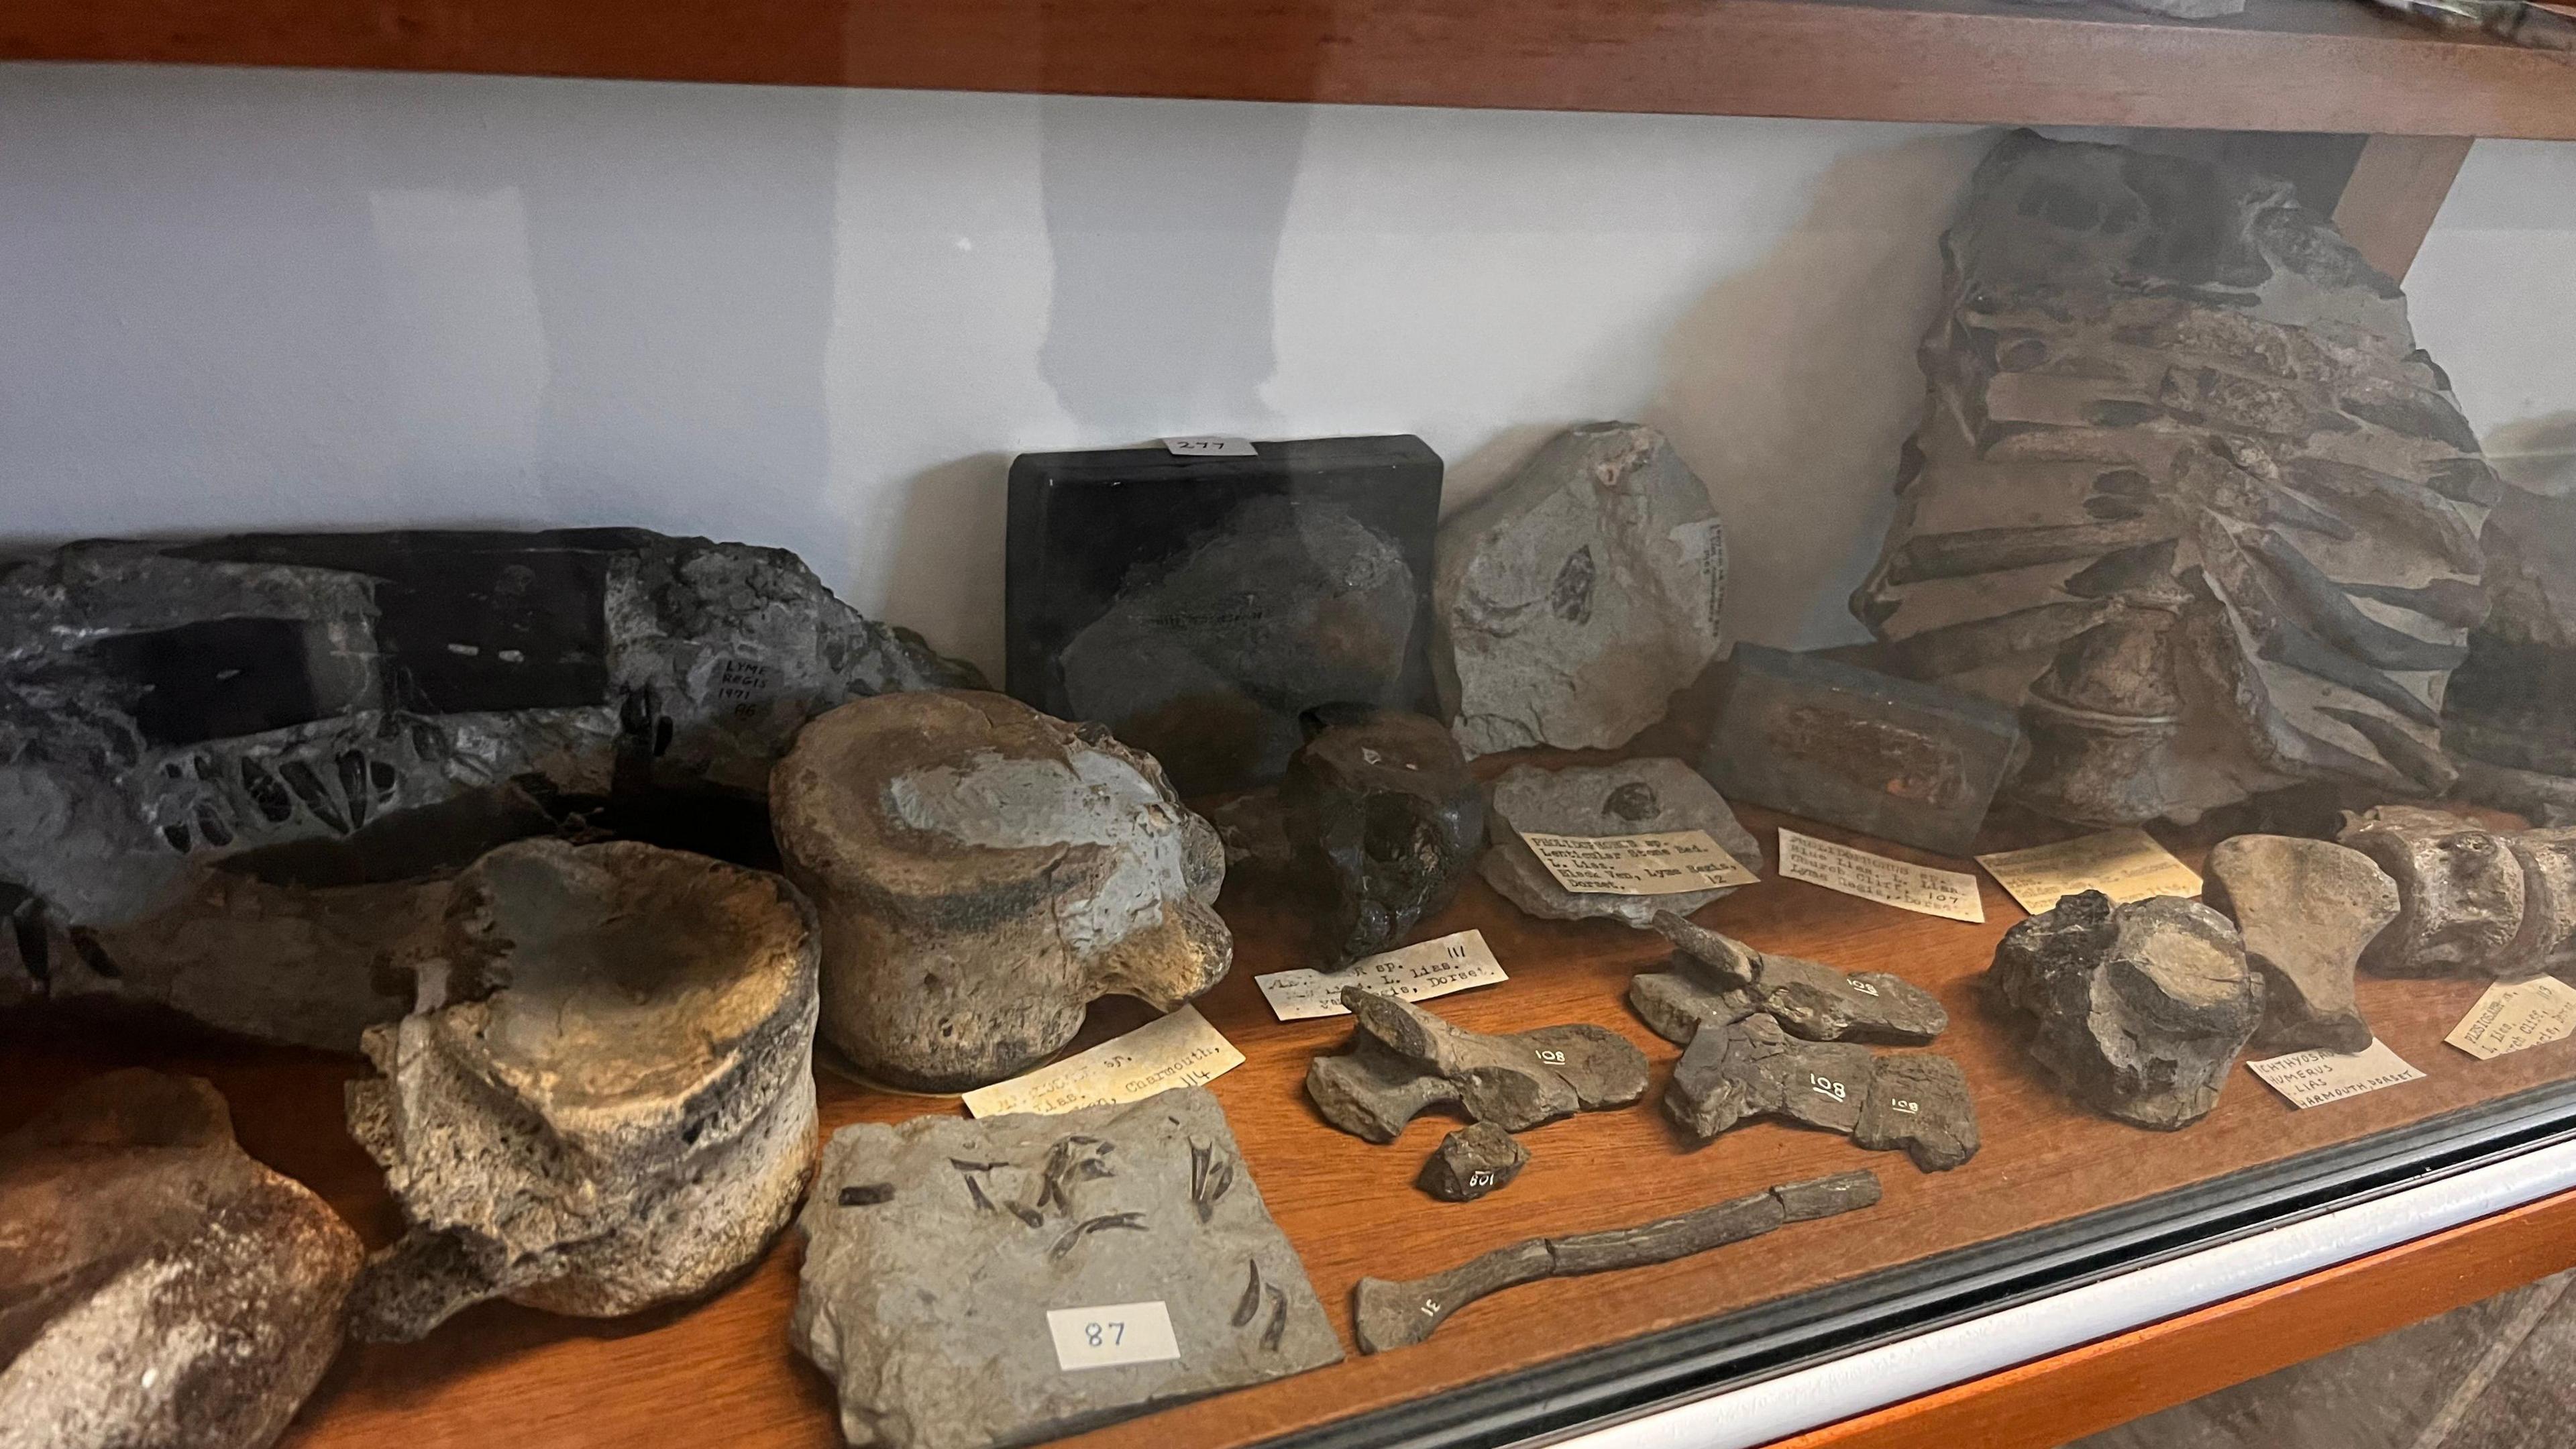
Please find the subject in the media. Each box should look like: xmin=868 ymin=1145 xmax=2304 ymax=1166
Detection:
xmin=1046 ymin=1301 xmax=1182 ymax=1371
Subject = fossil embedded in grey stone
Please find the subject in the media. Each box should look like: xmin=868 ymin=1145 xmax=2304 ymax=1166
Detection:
xmin=1987 ymin=890 xmax=2261 ymax=1130
xmin=1279 ymin=706 xmax=1485 ymax=966
xmin=2203 ymin=835 xmax=2398 ymax=1053
xmin=1352 ymin=1170 xmax=1878 ymax=1352
xmin=0 ymin=1070 xmax=362 ymax=1449
xmin=1417 ymin=1122 xmax=1531 ymax=1202
xmin=1480 ymin=759 xmax=1764 ymax=928
xmin=1638 ymin=911 xmax=1949 ymax=1046
xmin=1661 ymin=1014 xmax=1880 ymax=1141
xmin=1306 ymin=988 xmax=1648 ymax=1141
xmin=771 ymin=689 xmax=1230 ymax=1091
xmin=1436 ymin=422 xmax=1727 ymax=757
xmin=2449 ymin=415 xmax=2576 ymax=798
xmin=343 ymin=838 xmax=818 ymax=1342
xmin=0 ymin=528 xmax=974 ymax=1046
xmin=1852 ymin=132 xmax=2493 ymax=827
xmin=2338 ymin=806 xmax=2576 ymax=980
xmin=792 ymin=1088 xmax=1338 ymax=1449
xmin=1851 ymin=1055 xmax=1982 ymax=1173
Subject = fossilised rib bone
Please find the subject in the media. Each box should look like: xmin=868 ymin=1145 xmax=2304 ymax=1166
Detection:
xmin=794 ymin=1088 xmax=1339 ymax=1449
xmin=1633 ymin=910 xmax=1949 ymax=1046
xmin=2202 ymin=834 xmax=2398 ymax=1052
xmin=344 ymin=838 xmax=818 ymax=1341
xmin=1416 ymin=1122 xmax=1530 ymax=1203
xmin=1352 ymin=1170 xmax=1880 ymax=1352
xmin=2338 ymin=806 xmax=2576 ymax=979
xmin=1479 ymin=758 xmax=1765 ymax=928
xmin=1852 ymin=132 xmax=2495 ymax=826
xmin=1305 ymin=987 xmax=1649 ymax=1142
xmin=1278 ymin=706 xmax=1485 ymax=966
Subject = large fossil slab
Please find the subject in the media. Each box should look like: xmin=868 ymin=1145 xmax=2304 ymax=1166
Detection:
xmin=0 ymin=1069 xmax=361 ymax=1449
xmin=1436 ymin=422 xmax=1727 ymax=757
xmin=1479 ymin=758 xmax=1763 ymax=928
xmin=793 ymin=1088 xmax=1339 ymax=1449
xmin=772 ymin=689 xmax=1230 ymax=1091
xmin=2204 ymin=834 xmax=2397 ymax=1052
xmin=1305 ymin=987 xmax=1649 ymax=1142
xmin=344 ymin=838 xmax=818 ymax=1341
xmin=2338 ymin=806 xmax=2576 ymax=980
xmin=1279 ymin=706 xmax=1484 ymax=966
xmin=1853 ymin=133 xmax=2496 ymax=826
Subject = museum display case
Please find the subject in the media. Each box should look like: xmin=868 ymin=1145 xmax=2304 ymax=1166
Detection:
xmin=5 ymin=6 xmax=2576 ymax=1449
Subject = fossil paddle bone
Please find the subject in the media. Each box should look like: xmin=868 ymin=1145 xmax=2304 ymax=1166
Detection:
xmin=1353 ymin=1170 xmax=1881 ymax=1352
xmin=1630 ymin=910 xmax=1949 ymax=1046
xmin=1305 ymin=987 xmax=1650 ymax=1142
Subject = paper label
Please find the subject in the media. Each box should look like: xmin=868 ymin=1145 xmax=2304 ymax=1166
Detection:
xmin=1161 ymin=435 xmax=1256 ymax=457
xmin=2246 ymin=1039 xmax=2426 ymax=1109
xmin=1519 ymin=829 xmax=1759 ymax=896
xmin=2447 ymin=976 xmax=2576 ymax=1060
xmin=1670 ymin=517 xmax=1728 ymax=633
xmin=1976 ymin=828 xmax=2203 ymax=916
xmin=1254 ymin=930 xmax=1506 ymax=1021
xmin=1777 ymin=828 xmax=1984 ymax=923
xmin=961 ymin=1007 xmax=1243 ymax=1118
xmin=1046 ymin=1301 xmax=1181 ymax=1371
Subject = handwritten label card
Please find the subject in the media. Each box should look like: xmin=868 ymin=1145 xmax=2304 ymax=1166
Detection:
xmin=1046 ymin=1301 xmax=1181 ymax=1371
xmin=1254 ymin=930 xmax=1507 ymax=1022
xmin=2447 ymin=976 xmax=2576 ymax=1061
xmin=1976 ymin=828 xmax=2203 ymax=916
xmin=1161 ymin=435 xmax=1256 ymax=457
xmin=1519 ymin=829 xmax=1759 ymax=896
xmin=2245 ymin=1040 xmax=2426 ymax=1109
xmin=961 ymin=1007 xmax=1242 ymax=1119
xmin=1777 ymin=828 xmax=1984 ymax=923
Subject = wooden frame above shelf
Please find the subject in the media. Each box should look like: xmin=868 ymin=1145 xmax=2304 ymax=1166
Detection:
xmin=4 ymin=0 xmax=2574 ymax=139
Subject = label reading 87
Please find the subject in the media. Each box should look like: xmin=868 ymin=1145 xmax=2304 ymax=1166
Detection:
xmin=1046 ymin=1301 xmax=1181 ymax=1371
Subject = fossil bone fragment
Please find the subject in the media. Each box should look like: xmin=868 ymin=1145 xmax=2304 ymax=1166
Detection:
xmin=793 ymin=1088 xmax=1338 ymax=1449
xmin=1279 ymin=706 xmax=1485 ymax=966
xmin=343 ymin=838 xmax=818 ymax=1341
xmin=1658 ymin=1012 xmax=1981 ymax=1173
xmin=771 ymin=689 xmax=1230 ymax=1091
xmin=2202 ymin=834 xmax=2398 ymax=1051
xmin=1853 ymin=133 xmax=2497 ymax=826
xmin=1352 ymin=1171 xmax=1880 ymax=1352
xmin=2337 ymin=806 xmax=2576 ymax=979
xmin=1479 ymin=758 xmax=1763 ymax=928
xmin=1633 ymin=910 xmax=1949 ymax=1046
xmin=1305 ymin=987 xmax=1648 ymax=1142
xmin=1417 ymin=1122 xmax=1530 ymax=1202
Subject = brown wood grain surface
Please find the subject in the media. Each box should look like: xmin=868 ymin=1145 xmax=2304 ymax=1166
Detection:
xmin=2335 ymin=135 xmax=2481 ymax=282
xmin=11 ymin=797 xmax=2576 ymax=1449
xmin=4 ymin=0 xmax=2575 ymax=140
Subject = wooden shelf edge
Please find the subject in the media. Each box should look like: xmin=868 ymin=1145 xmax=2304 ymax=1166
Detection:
xmin=3 ymin=0 xmax=2574 ymax=140
xmin=1765 ymin=1185 xmax=2576 ymax=1449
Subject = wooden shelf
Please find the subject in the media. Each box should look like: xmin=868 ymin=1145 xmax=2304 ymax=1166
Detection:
xmin=3 ymin=0 xmax=2573 ymax=140
xmin=15 ymin=784 xmax=2576 ymax=1449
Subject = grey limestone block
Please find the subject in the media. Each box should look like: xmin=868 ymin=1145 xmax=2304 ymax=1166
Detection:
xmin=343 ymin=838 xmax=819 ymax=1341
xmin=792 ymin=1088 xmax=1340 ymax=1449
xmin=1638 ymin=910 xmax=1949 ymax=1046
xmin=2204 ymin=833 xmax=2398 ymax=1053
xmin=1987 ymin=890 xmax=2262 ymax=1130
xmin=1305 ymin=987 xmax=1649 ymax=1142
xmin=1417 ymin=1122 xmax=1531 ymax=1202
xmin=1480 ymin=758 xmax=1764 ymax=928
xmin=1435 ymin=422 xmax=1727 ymax=757
xmin=0 ymin=1070 xmax=362 ymax=1449
xmin=1279 ymin=706 xmax=1485 ymax=966
xmin=2339 ymin=806 xmax=2576 ymax=980
xmin=771 ymin=689 xmax=1231 ymax=1091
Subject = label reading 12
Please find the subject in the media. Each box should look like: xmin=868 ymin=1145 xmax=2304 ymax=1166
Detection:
xmin=1047 ymin=1301 xmax=1181 ymax=1371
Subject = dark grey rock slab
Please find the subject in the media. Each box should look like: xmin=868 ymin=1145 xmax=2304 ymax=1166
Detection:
xmin=1417 ymin=1122 xmax=1530 ymax=1202
xmin=1639 ymin=910 xmax=1947 ymax=1046
xmin=1626 ymin=967 xmax=1760 ymax=1045
xmin=1662 ymin=1014 xmax=1879 ymax=1140
xmin=1698 ymin=643 xmax=2023 ymax=855
xmin=1852 ymin=1054 xmax=1982 ymax=1172
xmin=1479 ymin=759 xmax=1764 ymax=927
xmin=1305 ymin=988 xmax=1648 ymax=1142
xmin=1279 ymin=706 xmax=1485 ymax=965
xmin=1305 ymin=1038 xmax=1466 ymax=1144
xmin=2204 ymin=834 xmax=2398 ymax=1053
xmin=793 ymin=1088 xmax=1339 ymax=1449
xmin=1987 ymin=890 xmax=2261 ymax=1130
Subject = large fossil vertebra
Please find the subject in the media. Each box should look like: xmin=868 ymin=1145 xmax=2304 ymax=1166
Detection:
xmin=1854 ymin=133 xmax=2497 ymax=825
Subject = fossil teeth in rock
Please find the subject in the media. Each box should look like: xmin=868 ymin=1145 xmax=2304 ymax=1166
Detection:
xmin=1352 ymin=1171 xmax=1879 ymax=1352
xmin=2203 ymin=834 xmax=2398 ymax=1052
xmin=1416 ymin=1122 xmax=1530 ymax=1202
xmin=343 ymin=838 xmax=819 ymax=1342
xmin=792 ymin=1087 xmax=1339 ymax=1449
xmin=1637 ymin=912 xmax=1949 ymax=1046
xmin=1436 ymin=422 xmax=1726 ymax=757
xmin=1479 ymin=759 xmax=1764 ymax=928
xmin=0 ymin=1069 xmax=362 ymax=1449
xmin=1307 ymin=989 xmax=1648 ymax=1141
xmin=771 ymin=689 xmax=1231 ymax=1091
xmin=1851 ymin=1055 xmax=1982 ymax=1172
xmin=2338 ymin=806 xmax=2576 ymax=981
xmin=1279 ymin=706 xmax=1485 ymax=966
xmin=1661 ymin=1014 xmax=1880 ymax=1140
xmin=1986 ymin=890 xmax=2261 ymax=1130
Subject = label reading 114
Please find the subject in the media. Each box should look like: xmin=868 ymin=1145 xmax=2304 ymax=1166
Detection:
xmin=1046 ymin=1301 xmax=1181 ymax=1371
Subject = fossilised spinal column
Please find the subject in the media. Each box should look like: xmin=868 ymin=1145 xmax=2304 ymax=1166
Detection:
xmin=1853 ymin=132 xmax=2498 ymax=826
xmin=2339 ymin=806 xmax=2576 ymax=979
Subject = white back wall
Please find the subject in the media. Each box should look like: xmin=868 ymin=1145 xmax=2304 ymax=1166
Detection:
xmin=3 ymin=65 xmax=2569 ymax=677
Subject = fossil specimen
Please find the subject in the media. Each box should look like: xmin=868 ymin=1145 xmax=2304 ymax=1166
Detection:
xmin=1352 ymin=1171 xmax=1880 ymax=1352
xmin=1417 ymin=1122 xmax=1530 ymax=1202
xmin=1480 ymin=759 xmax=1764 ymax=927
xmin=2338 ymin=806 xmax=2576 ymax=979
xmin=1631 ymin=910 xmax=1949 ymax=1046
xmin=1305 ymin=987 xmax=1649 ymax=1142
xmin=1853 ymin=132 xmax=2497 ymax=826
xmin=1279 ymin=706 xmax=1485 ymax=966
xmin=344 ymin=838 xmax=818 ymax=1341
xmin=794 ymin=1088 xmax=1338 ymax=1449
xmin=2203 ymin=833 xmax=2398 ymax=1051
xmin=1658 ymin=1014 xmax=1980 ymax=1172
xmin=0 ymin=1070 xmax=361 ymax=1449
